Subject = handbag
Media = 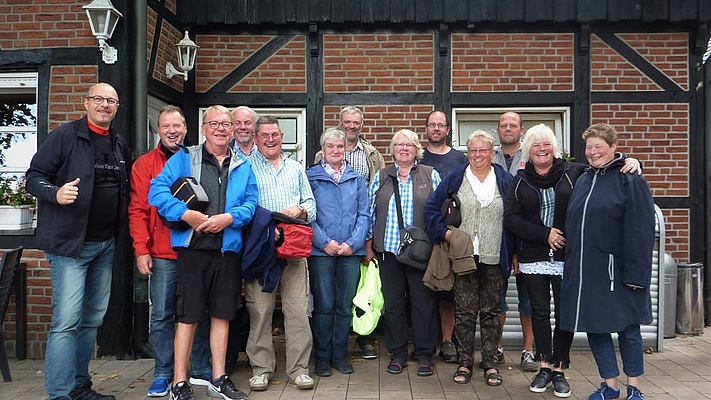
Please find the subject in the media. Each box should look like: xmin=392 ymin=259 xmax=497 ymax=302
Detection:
xmin=352 ymin=259 xmax=384 ymax=335
xmin=160 ymin=176 xmax=209 ymax=230
xmin=440 ymin=193 xmax=462 ymax=227
xmin=391 ymin=176 xmax=433 ymax=271
xmin=273 ymin=211 xmax=313 ymax=259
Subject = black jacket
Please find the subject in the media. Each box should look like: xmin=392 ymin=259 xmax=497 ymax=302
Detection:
xmin=503 ymin=161 xmax=584 ymax=263
xmin=26 ymin=116 xmax=132 ymax=258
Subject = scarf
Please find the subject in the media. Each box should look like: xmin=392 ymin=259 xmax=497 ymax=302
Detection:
xmin=524 ymin=157 xmax=565 ymax=189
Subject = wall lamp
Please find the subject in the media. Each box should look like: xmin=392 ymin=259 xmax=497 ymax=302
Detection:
xmin=83 ymin=0 xmax=123 ymax=64
xmin=166 ymin=31 xmax=199 ymax=81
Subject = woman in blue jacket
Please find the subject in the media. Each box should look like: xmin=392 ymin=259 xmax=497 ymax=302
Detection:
xmin=562 ymin=123 xmax=654 ymax=400
xmin=306 ymin=127 xmax=370 ymax=377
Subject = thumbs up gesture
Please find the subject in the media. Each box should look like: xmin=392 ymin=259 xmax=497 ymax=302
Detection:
xmin=57 ymin=178 xmax=80 ymax=205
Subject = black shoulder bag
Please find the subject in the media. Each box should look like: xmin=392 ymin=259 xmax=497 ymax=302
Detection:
xmin=391 ymin=175 xmax=433 ymax=271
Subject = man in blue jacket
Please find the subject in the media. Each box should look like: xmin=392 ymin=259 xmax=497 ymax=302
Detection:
xmin=26 ymin=83 xmax=132 ymax=400
xmin=149 ymin=105 xmax=258 ymax=400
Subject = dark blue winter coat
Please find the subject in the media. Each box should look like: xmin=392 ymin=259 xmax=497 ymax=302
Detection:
xmin=561 ymin=154 xmax=655 ymax=333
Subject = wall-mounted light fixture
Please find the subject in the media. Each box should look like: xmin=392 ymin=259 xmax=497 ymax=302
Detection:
xmin=83 ymin=0 xmax=123 ymax=64
xmin=166 ymin=31 xmax=199 ymax=81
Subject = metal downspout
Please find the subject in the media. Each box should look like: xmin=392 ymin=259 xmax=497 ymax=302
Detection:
xmin=133 ymin=0 xmax=147 ymax=155
xmin=704 ymin=44 xmax=711 ymax=323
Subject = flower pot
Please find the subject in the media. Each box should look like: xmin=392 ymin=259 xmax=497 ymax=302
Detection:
xmin=0 ymin=205 xmax=34 ymax=230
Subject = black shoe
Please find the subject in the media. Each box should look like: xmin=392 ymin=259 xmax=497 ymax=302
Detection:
xmin=169 ymin=382 xmax=194 ymax=400
xmin=207 ymin=375 xmax=247 ymax=400
xmin=361 ymin=343 xmax=378 ymax=359
xmin=331 ymin=360 xmax=354 ymax=374
xmin=529 ymin=369 xmax=552 ymax=393
xmin=69 ymin=386 xmax=116 ymax=400
xmin=315 ymin=358 xmax=332 ymax=377
xmin=551 ymin=373 xmax=571 ymax=398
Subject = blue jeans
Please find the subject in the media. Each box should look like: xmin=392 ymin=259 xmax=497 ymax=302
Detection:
xmin=499 ymin=274 xmax=532 ymax=317
xmin=308 ymin=255 xmax=360 ymax=361
xmin=587 ymin=324 xmax=644 ymax=379
xmin=45 ymin=239 xmax=115 ymax=400
xmin=149 ymin=257 xmax=211 ymax=380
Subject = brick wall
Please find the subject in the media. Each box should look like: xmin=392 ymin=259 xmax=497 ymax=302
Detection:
xmin=195 ymin=35 xmax=307 ymax=93
xmin=153 ymin=20 xmax=184 ymax=91
xmin=0 ymin=2 xmax=93 ymax=50
xmin=451 ymin=33 xmax=574 ymax=92
xmin=591 ymin=33 xmax=688 ymax=91
xmin=48 ymin=66 xmax=99 ymax=130
xmin=322 ymin=34 xmax=434 ymax=92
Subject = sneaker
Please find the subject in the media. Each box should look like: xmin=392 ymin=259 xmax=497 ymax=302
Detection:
xmin=69 ymin=386 xmax=116 ymax=400
xmin=552 ymin=373 xmax=571 ymax=398
xmin=439 ymin=340 xmax=457 ymax=363
xmin=361 ymin=343 xmax=378 ymax=359
xmin=315 ymin=358 xmax=332 ymax=377
xmin=589 ymin=382 xmax=621 ymax=400
xmin=148 ymin=378 xmax=172 ymax=397
xmin=248 ymin=373 xmax=269 ymax=391
xmin=294 ymin=374 xmax=314 ymax=390
xmin=521 ymin=350 xmax=538 ymax=372
xmin=207 ymin=375 xmax=247 ymax=400
xmin=189 ymin=371 xmax=212 ymax=387
xmin=626 ymin=385 xmax=645 ymax=400
xmin=331 ymin=359 xmax=354 ymax=374
xmin=529 ymin=369 xmax=552 ymax=393
xmin=169 ymin=382 xmax=194 ymax=400
xmin=495 ymin=347 xmax=505 ymax=364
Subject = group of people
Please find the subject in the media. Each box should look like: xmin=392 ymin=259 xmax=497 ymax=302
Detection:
xmin=26 ymin=82 xmax=655 ymax=400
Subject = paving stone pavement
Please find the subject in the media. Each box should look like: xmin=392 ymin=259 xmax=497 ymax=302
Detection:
xmin=2 ymin=332 xmax=709 ymax=399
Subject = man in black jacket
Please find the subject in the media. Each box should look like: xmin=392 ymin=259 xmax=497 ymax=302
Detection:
xmin=26 ymin=83 xmax=132 ymax=400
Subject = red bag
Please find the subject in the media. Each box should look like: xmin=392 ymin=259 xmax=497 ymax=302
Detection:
xmin=275 ymin=222 xmax=313 ymax=259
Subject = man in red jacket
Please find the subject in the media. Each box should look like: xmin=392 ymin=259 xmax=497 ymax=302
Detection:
xmin=128 ymin=105 xmax=211 ymax=397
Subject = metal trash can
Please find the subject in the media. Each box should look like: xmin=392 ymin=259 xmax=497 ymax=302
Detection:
xmin=663 ymin=253 xmax=678 ymax=338
xmin=676 ymin=263 xmax=704 ymax=335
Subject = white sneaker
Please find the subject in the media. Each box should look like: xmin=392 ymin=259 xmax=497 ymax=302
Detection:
xmin=294 ymin=374 xmax=314 ymax=390
xmin=248 ymin=373 xmax=269 ymax=391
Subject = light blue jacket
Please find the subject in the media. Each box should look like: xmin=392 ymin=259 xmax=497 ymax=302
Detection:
xmin=148 ymin=145 xmax=258 ymax=254
xmin=306 ymin=163 xmax=370 ymax=257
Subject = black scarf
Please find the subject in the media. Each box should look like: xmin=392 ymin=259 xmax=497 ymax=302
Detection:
xmin=524 ymin=157 xmax=565 ymax=189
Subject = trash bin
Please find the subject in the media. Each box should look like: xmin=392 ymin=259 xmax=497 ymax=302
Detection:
xmin=676 ymin=263 xmax=704 ymax=335
xmin=663 ymin=253 xmax=678 ymax=338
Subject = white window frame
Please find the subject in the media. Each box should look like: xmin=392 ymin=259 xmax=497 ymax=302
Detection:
xmin=451 ymin=106 xmax=571 ymax=155
xmin=0 ymin=72 xmax=38 ymax=176
xmin=197 ymin=107 xmax=307 ymax=165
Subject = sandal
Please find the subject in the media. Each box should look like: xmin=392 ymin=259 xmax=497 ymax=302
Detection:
xmin=387 ymin=359 xmax=407 ymax=374
xmin=485 ymin=368 xmax=503 ymax=386
xmin=453 ymin=366 xmax=472 ymax=384
xmin=416 ymin=360 xmax=434 ymax=377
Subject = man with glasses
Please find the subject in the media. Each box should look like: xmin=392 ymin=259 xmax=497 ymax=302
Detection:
xmin=420 ymin=110 xmax=468 ymax=365
xmin=492 ymin=111 xmax=537 ymax=373
xmin=26 ymin=83 xmax=132 ymax=400
xmin=246 ymin=116 xmax=317 ymax=391
xmin=129 ymin=105 xmax=212 ymax=397
xmin=315 ymin=106 xmax=384 ymax=359
xmin=230 ymin=106 xmax=258 ymax=158
xmin=149 ymin=105 xmax=257 ymax=400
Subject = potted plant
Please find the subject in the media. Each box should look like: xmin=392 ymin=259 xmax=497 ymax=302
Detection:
xmin=0 ymin=174 xmax=35 ymax=230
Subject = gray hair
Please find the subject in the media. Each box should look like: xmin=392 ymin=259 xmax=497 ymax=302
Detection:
xmin=320 ymin=127 xmax=347 ymax=148
xmin=232 ymin=106 xmax=258 ymax=123
xmin=389 ymin=129 xmax=423 ymax=160
xmin=340 ymin=106 xmax=363 ymax=122
xmin=255 ymin=115 xmax=280 ymax=134
xmin=466 ymin=130 xmax=496 ymax=150
xmin=521 ymin=123 xmax=561 ymax=162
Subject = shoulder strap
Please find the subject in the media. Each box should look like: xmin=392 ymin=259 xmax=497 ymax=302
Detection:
xmin=391 ymin=175 xmax=405 ymax=229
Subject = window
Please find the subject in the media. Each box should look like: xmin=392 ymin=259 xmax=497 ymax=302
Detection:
xmin=451 ymin=107 xmax=571 ymax=155
xmin=0 ymin=73 xmax=38 ymax=177
xmin=146 ymin=96 xmax=170 ymax=150
xmin=198 ymin=107 xmax=307 ymax=164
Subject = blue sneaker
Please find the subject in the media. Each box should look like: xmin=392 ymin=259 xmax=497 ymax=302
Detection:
xmin=626 ymin=385 xmax=645 ymax=400
xmin=589 ymin=382 xmax=621 ymax=400
xmin=189 ymin=371 xmax=212 ymax=387
xmin=148 ymin=378 xmax=171 ymax=397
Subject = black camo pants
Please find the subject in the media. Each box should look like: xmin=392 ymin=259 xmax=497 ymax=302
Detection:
xmin=453 ymin=263 xmax=504 ymax=370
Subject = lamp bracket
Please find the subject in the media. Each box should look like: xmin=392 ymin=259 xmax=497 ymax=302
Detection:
xmin=98 ymin=39 xmax=118 ymax=64
xmin=166 ymin=62 xmax=188 ymax=81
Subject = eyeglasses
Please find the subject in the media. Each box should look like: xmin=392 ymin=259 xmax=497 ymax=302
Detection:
xmin=86 ymin=95 xmax=119 ymax=106
xmin=468 ymin=148 xmax=492 ymax=155
xmin=203 ymin=121 xmax=233 ymax=129
xmin=394 ymin=142 xmax=415 ymax=148
xmin=426 ymin=123 xmax=448 ymax=129
xmin=258 ymin=132 xmax=281 ymax=140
